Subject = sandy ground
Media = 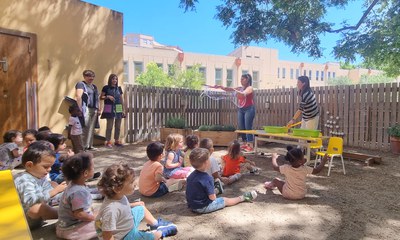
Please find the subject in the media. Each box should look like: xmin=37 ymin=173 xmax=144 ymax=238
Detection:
xmin=29 ymin=142 xmax=400 ymax=240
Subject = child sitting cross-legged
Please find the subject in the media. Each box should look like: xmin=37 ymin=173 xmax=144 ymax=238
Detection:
xmin=186 ymin=148 xmax=257 ymax=214
xmin=199 ymin=138 xmax=229 ymax=194
xmin=56 ymin=152 xmax=97 ymax=240
xmin=222 ymin=140 xmax=260 ymax=185
xmin=139 ymin=142 xmax=185 ymax=198
xmin=264 ymin=146 xmax=328 ymax=200
xmin=95 ymin=162 xmax=178 ymax=240
xmin=163 ymin=133 xmax=193 ymax=179
xmin=14 ymin=141 xmax=67 ymax=229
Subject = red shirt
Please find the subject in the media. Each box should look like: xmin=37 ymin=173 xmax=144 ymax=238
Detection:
xmin=222 ymin=155 xmax=246 ymax=177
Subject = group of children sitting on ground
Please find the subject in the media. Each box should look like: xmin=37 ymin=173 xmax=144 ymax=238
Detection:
xmin=0 ymin=127 xmax=329 ymax=240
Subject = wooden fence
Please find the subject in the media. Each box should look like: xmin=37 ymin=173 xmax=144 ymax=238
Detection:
xmin=124 ymin=83 xmax=400 ymax=151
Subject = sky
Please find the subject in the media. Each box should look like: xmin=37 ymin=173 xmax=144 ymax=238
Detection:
xmin=83 ymin=0 xmax=365 ymax=64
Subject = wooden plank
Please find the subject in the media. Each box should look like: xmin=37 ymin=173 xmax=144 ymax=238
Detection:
xmin=342 ymin=151 xmax=382 ymax=165
xmin=353 ymin=85 xmax=360 ymax=147
xmin=376 ymin=83 xmax=385 ymax=149
xmin=370 ymin=84 xmax=378 ymax=149
xmin=383 ymin=83 xmax=391 ymax=149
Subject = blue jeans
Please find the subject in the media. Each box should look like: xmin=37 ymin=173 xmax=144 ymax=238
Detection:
xmin=238 ymin=105 xmax=255 ymax=142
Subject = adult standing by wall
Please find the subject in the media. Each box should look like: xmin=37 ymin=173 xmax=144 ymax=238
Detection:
xmin=287 ymin=76 xmax=319 ymax=130
xmin=75 ymin=70 xmax=100 ymax=150
xmin=100 ymin=74 xmax=126 ymax=147
xmin=218 ymin=73 xmax=255 ymax=152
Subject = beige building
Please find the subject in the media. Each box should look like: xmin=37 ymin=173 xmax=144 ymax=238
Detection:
xmin=123 ymin=33 xmax=381 ymax=88
xmin=0 ymin=0 xmax=123 ymax=136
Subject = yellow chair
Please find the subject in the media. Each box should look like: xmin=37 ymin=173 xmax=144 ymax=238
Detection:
xmin=314 ymin=137 xmax=345 ymax=176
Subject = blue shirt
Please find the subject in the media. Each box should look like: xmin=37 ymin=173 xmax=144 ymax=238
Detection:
xmin=50 ymin=153 xmax=62 ymax=181
xmin=186 ymin=170 xmax=214 ymax=210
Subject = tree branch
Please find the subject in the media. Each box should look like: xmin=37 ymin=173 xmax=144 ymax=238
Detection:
xmin=326 ymin=0 xmax=379 ymax=33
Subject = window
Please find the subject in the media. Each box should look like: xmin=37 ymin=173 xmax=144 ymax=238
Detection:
xmin=156 ymin=63 xmax=163 ymax=69
xmin=215 ymin=68 xmax=222 ymax=85
xmin=134 ymin=61 xmax=143 ymax=80
xmin=277 ymin=68 xmax=280 ymax=78
xmin=123 ymin=61 xmax=129 ymax=83
xmin=168 ymin=64 xmax=175 ymax=76
xmin=252 ymin=71 xmax=259 ymax=89
xmin=226 ymin=69 xmax=233 ymax=87
xmin=296 ymin=69 xmax=300 ymax=78
xmin=328 ymin=72 xmax=331 ymax=79
xmin=242 ymin=70 xmax=248 ymax=75
xmin=199 ymin=67 xmax=206 ymax=79
xmin=282 ymin=68 xmax=286 ymax=79
xmin=308 ymin=70 xmax=312 ymax=80
xmin=304 ymin=70 xmax=307 ymax=76
xmin=290 ymin=68 xmax=294 ymax=79
xmin=321 ymin=70 xmax=324 ymax=81
xmin=316 ymin=70 xmax=319 ymax=81
xmin=332 ymin=72 xmax=336 ymax=78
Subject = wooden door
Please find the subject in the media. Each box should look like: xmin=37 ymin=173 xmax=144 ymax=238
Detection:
xmin=0 ymin=30 xmax=37 ymax=140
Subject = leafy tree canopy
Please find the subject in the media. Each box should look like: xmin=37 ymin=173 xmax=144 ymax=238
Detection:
xmin=180 ymin=0 xmax=400 ymax=77
xmin=327 ymin=76 xmax=353 ymax=86
xmin=136 ymin=62 xmax=204 ymax=90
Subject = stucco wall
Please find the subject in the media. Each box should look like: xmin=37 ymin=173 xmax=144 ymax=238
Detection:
xmin=0 ymin=0 xmax=123 ymax=134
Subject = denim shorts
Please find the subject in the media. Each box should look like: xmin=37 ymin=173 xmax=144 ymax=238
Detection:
xmin=192 ymin=197 xmax=225 ymax=214
xmin=123 ymin=206 xmax=154 ymax=240
xmin=149 ymin=182 xmax=169 ymax=198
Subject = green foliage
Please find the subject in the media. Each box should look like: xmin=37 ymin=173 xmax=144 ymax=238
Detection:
xmin=388 ymin=124 xmax=400 ymax=138
xmin=326 ymin=76 xmax=353 ymax=86
xmin=340 ymin=62 xmax=356 ymax=70
xmin=359 ymin=74 xmax=396 ymax=84
xmin=136 ymin=62 xmax=204 ymax=90
xmin=136 ymin=62 xmax=172 ymax=87
xmin=165 ymin=117 xmax=186 ymax=129
xmin=198 ymin=125 xmax=236 ymax=131
xmin=179 ymin=0 xmax=400 ymax=77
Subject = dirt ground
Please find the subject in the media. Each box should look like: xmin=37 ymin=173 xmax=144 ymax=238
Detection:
xmin=30 ymin=142 xmax=400 ymax=240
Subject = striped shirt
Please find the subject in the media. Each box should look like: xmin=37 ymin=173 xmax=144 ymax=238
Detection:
xmin=299 ymin=89 xmax=319 ymax=120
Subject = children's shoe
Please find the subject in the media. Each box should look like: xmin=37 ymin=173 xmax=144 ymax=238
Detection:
xmin=242 ymin=190 xmax=258 ymax=202
xmin=148 ymin=218 xmax=174 ymax=230
xmin=105 ymin=141 xmax=113 ymax=148
xmin=214 ymin=179 xmax=224 ymax=195
xmin=264 ymin=181 xmax=277 ymax=190
xmin=168 ymin=180 xmax=185 ymax=192
xmin=243 ymin=145 xmax=254 ymax=152
xmin=250 ymin=167 xmax=260 ymax=175
xmin=157 ymin=224 xmax=178 ymax=238
xmin=240 ymin=144 xmax=248 ymax=149
xmin=114 ymin=141 xmax=124 ymax=147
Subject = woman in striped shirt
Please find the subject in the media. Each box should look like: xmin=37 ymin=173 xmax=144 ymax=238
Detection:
xmin=287 ymin=76 xmax=319 ymax=130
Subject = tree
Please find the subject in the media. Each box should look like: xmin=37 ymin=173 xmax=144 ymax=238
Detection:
xmin=179 ymin=0 xmax=400 ymax=76
xmin=326 ymin=76 xmax=353 ymax=86
xmin=136 ymin=62 xmax=204 ymax=90
xmin=359 ymin=74 xmax=396 ymax=84
xmin=136 ymin=62 xmax=172 ymax=87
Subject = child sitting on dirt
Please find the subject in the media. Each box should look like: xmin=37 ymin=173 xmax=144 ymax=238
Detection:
xmin=56 ymin=153 xmax=97 ymax=240
xmin=221 ymin=140 xmax=259 ymax=184
xmin=199 ymin=138 xmax=229 ymax=194
xmin=0 ymin=130 xmax=23 ymax=170
xmin=96 ymin=162 xmax=178 ymax=240
xmin=186 ymin=148 xmax=257 ymax=214
xmin=163 ymin=133 xmax=193 ymax=179
xmin=13 ymin=141 xmax=67 ymax=229
xmin=183 ymin=134 xmax=199 ymax=167
xmin=139 ymin=142 xmax=185 ymax=197
xmin=264 ymin=146 xmax=328 ymax=200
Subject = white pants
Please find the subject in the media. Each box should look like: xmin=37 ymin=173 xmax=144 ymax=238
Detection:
xmin=301 ymin=115 xmax=319 ymax=130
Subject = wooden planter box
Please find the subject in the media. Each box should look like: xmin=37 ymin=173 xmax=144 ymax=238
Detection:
xmin=160 ymin=128 xmax=192 ymax=142
xmin=194 ymin=130 xmax=238 ymax=147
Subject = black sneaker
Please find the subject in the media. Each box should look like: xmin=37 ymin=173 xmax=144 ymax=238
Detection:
xmin=214 ymin=179 xmax=224 ymax=195
xmin=157 ymin=224 xmax=178 ymax=238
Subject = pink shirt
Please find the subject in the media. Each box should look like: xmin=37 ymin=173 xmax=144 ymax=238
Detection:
xmin=279 ymin=164 xmax=314 ymax=200
xmin=139 ymin=160 xmax=163 ymax=196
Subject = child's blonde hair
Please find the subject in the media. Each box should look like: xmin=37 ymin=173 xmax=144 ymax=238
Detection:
xmin=227 ymin=140 xmax=241 ymax=160
xmin=189 ymin=148 xmax=210 ymax=169
xmin=97 ymin=162 xmax=135 ymax=198
xmin=164 ymin=133 xmax=183 ymax=151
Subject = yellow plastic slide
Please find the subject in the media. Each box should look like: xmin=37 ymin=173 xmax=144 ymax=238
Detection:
xmin=0 ymin=170 xmax=32 ymax=239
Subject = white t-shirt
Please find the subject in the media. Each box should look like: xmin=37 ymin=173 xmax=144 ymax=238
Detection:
xmin=95 ymin=196 xmax=133 ymax=240
xmin=206 ymin=156 xmax=220 ymax=177
xmin=69 ymin=116 xmax=83 ymax=135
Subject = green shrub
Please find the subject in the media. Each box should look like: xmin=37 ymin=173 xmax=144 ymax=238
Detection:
xmin=198 ymin=125 xmax=236 ymax=132
xmin=388 ymin=124 xmax=400 ymax=138
xmin=165 ymin=117 xmax=186 ymax=129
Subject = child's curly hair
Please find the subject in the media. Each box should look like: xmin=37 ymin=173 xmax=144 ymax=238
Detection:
xmin=97 ymin=162 xmax=135 ymax=198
